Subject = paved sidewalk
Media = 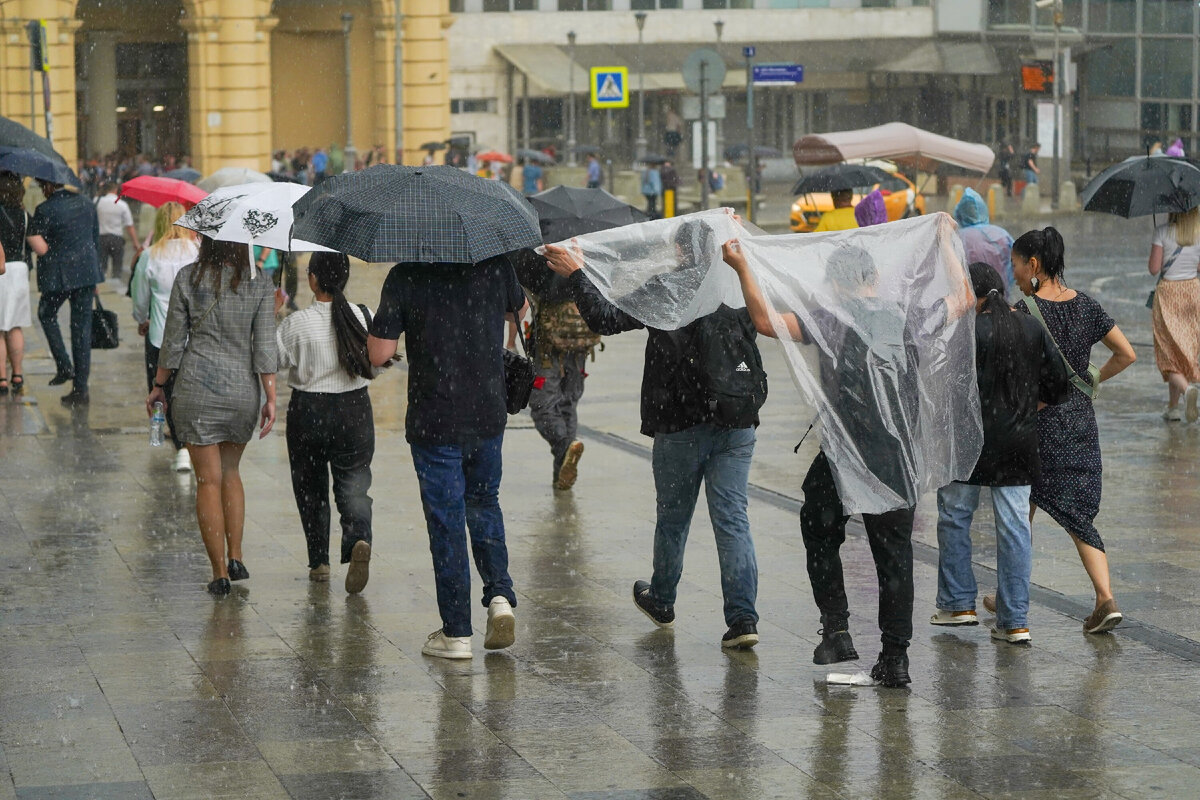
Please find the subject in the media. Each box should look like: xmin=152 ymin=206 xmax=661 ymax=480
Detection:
xmin=3 ymin=211 xmax=1200 ymax=798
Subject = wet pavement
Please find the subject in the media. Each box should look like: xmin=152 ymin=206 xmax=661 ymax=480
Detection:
xmin=3 ymin=209 xmax=1200 ymax=799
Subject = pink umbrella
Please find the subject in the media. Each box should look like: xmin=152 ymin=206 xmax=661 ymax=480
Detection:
xmin=119 ymin=176 xmax=208 ymax=209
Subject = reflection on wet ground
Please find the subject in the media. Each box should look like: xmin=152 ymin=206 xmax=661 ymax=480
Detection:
xmin=3 ymin=212 xmax=1200 ymax=798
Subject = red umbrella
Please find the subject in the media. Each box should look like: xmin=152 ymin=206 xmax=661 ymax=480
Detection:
xmin=476 ymin=150 xmax=513 ymax=164
xmin=119 ymin=176 xmax=208 ymax=208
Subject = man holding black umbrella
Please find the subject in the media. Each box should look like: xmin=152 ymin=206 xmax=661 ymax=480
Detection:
xmin=27 ymin=180 xmax=102 ymax=405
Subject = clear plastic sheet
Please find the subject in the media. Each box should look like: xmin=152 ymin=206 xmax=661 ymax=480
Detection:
xmin=553 ymin=209 xmax=982 ymax=514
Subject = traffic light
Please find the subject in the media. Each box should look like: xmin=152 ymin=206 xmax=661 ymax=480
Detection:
xmin=1021 ymin=60 xmax=1053 ymax=94
xmin=26 ymin=20 xmax=49 ymax=73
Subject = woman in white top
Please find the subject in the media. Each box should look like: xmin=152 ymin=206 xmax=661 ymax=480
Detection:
xmin=0 ymin=172 xmax=31 ymax=396
xmin=276 ymin=252 xmax=377 ymax=593
xmin=131 ymin=202 xmax=200 ymax=469
xmin=1148 ymin=206 xmax=1200 ymax=421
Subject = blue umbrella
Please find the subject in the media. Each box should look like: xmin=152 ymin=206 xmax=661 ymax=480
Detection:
xmin=0 ymin=146 xmax=81 ymax=188
xmin=163 ymin=166 xmax=202 ymax=183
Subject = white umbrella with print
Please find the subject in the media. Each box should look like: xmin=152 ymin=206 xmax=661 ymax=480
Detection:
xmin=174 ymin=182 xmax=333 ymax=252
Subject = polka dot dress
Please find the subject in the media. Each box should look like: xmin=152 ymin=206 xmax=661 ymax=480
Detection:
xmin=1018 ymin=292 xmax=1114 ymax=552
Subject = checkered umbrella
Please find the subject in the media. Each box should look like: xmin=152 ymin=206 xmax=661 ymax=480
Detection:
xmin=290 ymin=164 xmax=542 ymax=264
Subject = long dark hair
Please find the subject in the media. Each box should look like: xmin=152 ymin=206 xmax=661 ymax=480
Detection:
xmin=1012 ymin=226 xmax=1066 ymax=279
xmin=192 ymin=238 xmax=251 ymax=294
xmin=970 ymin=262 xmax=1033 ymax=409
xmin=308 ymin=252 xmax=374 ymax=380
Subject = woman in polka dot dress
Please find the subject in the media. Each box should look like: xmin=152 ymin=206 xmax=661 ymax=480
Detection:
xmin=1010 ymin=228 xmax=1137 ymax=634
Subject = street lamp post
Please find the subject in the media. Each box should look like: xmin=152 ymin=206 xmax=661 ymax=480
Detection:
xmin=567 ymin=31 xmax=578 ymax=168
xmin=1051 ymin=0 xmax=1062 ymax=208
xmin=634 ymin=12 xmax=647 ymax=162
xmin=713 ymin=20 xmax=725 ymax=172
xmin=341 ymin=13 xmax=357 ymax=170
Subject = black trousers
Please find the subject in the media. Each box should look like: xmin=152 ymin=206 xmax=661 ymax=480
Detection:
xmin=143 ymin=339 xmax=183 ymax=450
xmin=37 ymin=286 xmax=93 ymax=390
xmin=98 ymin=234 xmax=124 ymax=279
xmin=286 ymin=388 xmax=374 ymax=569
xmin=800 ymin=451 xmax=915 ymax=653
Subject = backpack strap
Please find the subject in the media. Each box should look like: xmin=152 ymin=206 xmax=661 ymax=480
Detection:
xmin=1024 ymin=296 xmax=1100 ymax=400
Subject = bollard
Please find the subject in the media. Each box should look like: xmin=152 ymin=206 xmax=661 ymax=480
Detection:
xmin=987 ymin=184 xmax=1001 ymax=221
xmin=664 ymin=189 xmax=676 ymax=218
xmin=1058 ymin=180 xmax=1079 ymax=211
xmin=1021 ymin=183 xmax=1041 ymax=216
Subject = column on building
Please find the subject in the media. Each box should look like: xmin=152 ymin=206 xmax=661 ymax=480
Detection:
xmin=84 ymin=30 xmax=119 ymax=159
xmin=400 ymin=0 xmax=452 ymax=165
xmin=371 ymin=9 xmax=398 ymax=163
xmin=182 ymin=0 xmax=276 ymax=173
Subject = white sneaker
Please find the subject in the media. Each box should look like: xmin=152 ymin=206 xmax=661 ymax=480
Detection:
xmin=930 ymin=608 xmax=978 ymax=626
xmin=1186 ymin=385 xmax=1199 ymax=423
xmin=422 ymin=629 xmax=472 ymax=660
xmin=173 ymin=449 xmax=192 ymax=472
xmin=991 ymin=626 xmax=1032 ymax=644
xmin=1163 ymin=405 xmax=1183 ymax=422
xmin=485 ymin=597 xmax=516 ymax=650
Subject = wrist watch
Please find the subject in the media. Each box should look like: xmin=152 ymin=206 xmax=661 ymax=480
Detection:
xmin=153 ymin=381 xmax=167 ymax=389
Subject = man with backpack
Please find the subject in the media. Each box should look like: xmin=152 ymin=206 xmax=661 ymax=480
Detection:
xmin=513 ymin=250 xmax=600 ymax=490
xmin=542 ymin=220 xmax=767 ymax=650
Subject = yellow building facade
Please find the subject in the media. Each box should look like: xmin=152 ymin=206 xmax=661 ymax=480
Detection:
xmin=0 ymin=0 xmax=452 ymax=171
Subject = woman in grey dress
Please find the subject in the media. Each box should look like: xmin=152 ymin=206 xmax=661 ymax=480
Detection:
xmin=148 ymin=239 xmax=279 ymax=596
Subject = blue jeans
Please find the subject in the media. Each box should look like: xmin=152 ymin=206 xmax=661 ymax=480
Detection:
xmin=650 ymin=423 xmax=758 ymax=626
xmin=410 ymin=434 xmax=516 ymax=638
xmin=936 ymin=482 xmax=1032 ymax=630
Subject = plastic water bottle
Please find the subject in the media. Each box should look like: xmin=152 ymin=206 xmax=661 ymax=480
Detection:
xmin=149 ymin=402 xmax=166 ymax=447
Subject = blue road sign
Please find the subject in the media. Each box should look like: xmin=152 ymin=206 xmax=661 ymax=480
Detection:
xmin=752 ymin=64 xmax=804 ymax=85
xmin=743 ymin=46 xmax=756 ymax=58
xmin=590 ymin=67 xmax=629 ymax=109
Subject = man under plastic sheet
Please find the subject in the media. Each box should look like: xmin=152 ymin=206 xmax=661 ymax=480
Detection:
xmin=723 ymin=222 xmax=976 ymax=688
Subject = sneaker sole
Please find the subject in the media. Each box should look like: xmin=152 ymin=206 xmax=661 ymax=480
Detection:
xmin=421 ymin=646 xmax=473 ymax=660
xmin=1084 ymin=612 xmax=1123 ymax=634
xmin=345 ymin=541 xmax=371 ymax=594
xmin=991 ymin=630 xmax=1032 ymax=644
xmin=930 ymin=616 xmax=979 ymax=626
xmin=721 ymin=633 xmax=759 ymax=650
xmin=1187 ymin=387 xmax=1199 ymax=423
xmin=556 ymin=442 xmax=584 ymax=491
xmin=632 ymin=591 xmax=674 ymax=628
xmin=485 ymin=612 xmax=515 ymax=650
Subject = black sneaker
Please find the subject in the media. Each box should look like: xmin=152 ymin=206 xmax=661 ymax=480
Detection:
xmin=869 ymin=651 xmax=912 ymax=688
xmin=60 ymin=391 xmax=89 ymax=407
xmin=632 ymin=580 xmax=674 ymax=627
xmin=49 ymin=370 xmax=74 ymax=387
xmin=813 ymin=628 xmax=858 ymax=665
xmin=721 ymin=619 xmax=759 ymax=650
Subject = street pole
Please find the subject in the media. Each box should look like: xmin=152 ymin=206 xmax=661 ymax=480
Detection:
xmin=1051 ymin=0 xmax=1062 ymax=208
xmin=567 ymin=31 xmax=578 ymax=168
xmin=342 ymin=13 xmax=357 ymax=170
xmin=745 ymin=47 xmax=755 ymax=225
xmin=394 ymin=0 xmax=403 ymax=163
xmin=700 ymin=61 xmax=709 ymax=211
xmin=635 ymin=12 xmax=647 ymax=162
xmin=713 ymin=20 xmax=724 ymax=172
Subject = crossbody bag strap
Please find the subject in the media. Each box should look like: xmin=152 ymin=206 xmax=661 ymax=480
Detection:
xmin=1158 ymin=245 xmax=1185 ymax=285
xmin=1025 ymin=296 xmax=1099 ymax=400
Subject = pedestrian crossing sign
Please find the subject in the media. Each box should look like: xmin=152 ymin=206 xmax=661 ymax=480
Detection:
xmin=590 ymin=67 xmax=629 ymax=109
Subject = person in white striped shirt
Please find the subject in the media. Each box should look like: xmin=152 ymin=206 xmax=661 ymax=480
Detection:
xmin=276 ymin=252 xmax=378 ymax=593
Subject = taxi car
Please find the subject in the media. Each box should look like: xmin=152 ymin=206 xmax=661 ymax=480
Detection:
xmin=789 ymin=168 xmax=926 ymax=233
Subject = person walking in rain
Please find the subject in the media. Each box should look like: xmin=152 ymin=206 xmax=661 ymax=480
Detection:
xmin=954 ymin=187 xmax=1015 ymax=292
xmin=1146 ymin=206 xmax=1200 ymax=422
xmin=277 ymin=253 xmax=377 ymax=594
xmin=93 ymin=181 xmax=140 ymax=281
xmin=543 ymin=221 xmax=767 ymax=651
xmin=1012 ymin=227 xmax=1136 ymax=633
xmin=367 ymin=255 xmax=527 ymax=659
xmin=641 ymin=162 xmax=663 ymax=217
xmin=586 ymin=153 xmax=602 ymax=189
xmin=0 ymin=172 xmax=32 ymax=396
xmin=1022 ymin=143 xmax=1041 ymax=187
xmin=853 ymin=189 xmax=886 ymax=228
xmin=150 ymin=239 xmax=279 ymax=596
xmin=813 ymin=188 xmax=858 ymax=233
xmin=932 ymin=263 xmax=1070 ymax=644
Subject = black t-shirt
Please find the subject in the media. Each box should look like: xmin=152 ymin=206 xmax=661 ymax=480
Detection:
xmin=370 ymin=258 xmax=525 ymax=445
xmin=1023 ymin=151 xmax=1037 ymax=170
xmin=0 ymin=204 xmax=29 ymax=263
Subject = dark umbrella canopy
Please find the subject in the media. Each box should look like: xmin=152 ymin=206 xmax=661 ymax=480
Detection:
xmin=0 ymin=116 xmax=68 ymax=165
xmin=1081 ymin=156 xmax=1200 ymax=218
xmin=793 ymin=164 xmax=892 ymax=194
xmin=0 ymin=147 xmax=81 ymax=188
xmin=291 ymin=164 xmax=541 ymax=264
xmin=528 ymin=185 xmax=650 ymax=242
xmin=164 ymin=166 xmax=202 ymax=183
xmin=516 ymin=148 xmax=556 ymax=165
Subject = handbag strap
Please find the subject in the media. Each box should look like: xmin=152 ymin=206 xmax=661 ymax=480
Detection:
xmin=1024 ymin=295 xmax=1100 ymax=400
xmin=1157 ymin=245 xmax=1186 ymax=285
xmin=192 ymin=294 xmax=220 ymax=334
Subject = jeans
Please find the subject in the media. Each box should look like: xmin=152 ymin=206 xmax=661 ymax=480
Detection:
xmin=800 ymin=451 xmax=915 ymax=653
xmin=649 ymin=423 xmax=758 ymax=627
xmin=287 ymin=388 xmax=374 ymax=569
xmin=1025 ymin=168 xmax=1039 ymax=185
xmin=37 ymin=286 xmax=93 ymax=391
xmin=98 ymin=234 xmax=125 ymax=280
xmin=144 ymin=340 xmax=182 ymax=450
xmin=936 ymin=482 xmax=1032 ymax=630
xmin=528 ymin=352 xmax=587 ymax=482
xmin=410 ymin=434 xmax=516 ymax=638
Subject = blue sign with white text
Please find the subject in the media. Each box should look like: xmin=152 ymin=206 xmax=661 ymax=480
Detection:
xmin=752 ymin=64 xmax=804 ymax=85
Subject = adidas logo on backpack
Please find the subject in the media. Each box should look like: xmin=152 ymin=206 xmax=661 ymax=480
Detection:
xmin=735 ymin=361 xmax=750 ymax=373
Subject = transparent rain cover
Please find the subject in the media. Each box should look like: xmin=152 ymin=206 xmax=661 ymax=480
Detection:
xmin=553 ymin=209 xmax=982 ymax=514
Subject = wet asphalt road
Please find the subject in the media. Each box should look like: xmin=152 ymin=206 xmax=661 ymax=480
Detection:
xmin=2 ymin=201 xmax=1200 ymax=799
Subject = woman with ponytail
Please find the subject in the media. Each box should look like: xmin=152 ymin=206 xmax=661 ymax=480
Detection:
xmin=276 ymin=252 xmax=377 ymax=594
xmin=933 ymin=263 xmax=1071 ymax=644
xmin=1011 ymin=227 xmax=1136 ymax=634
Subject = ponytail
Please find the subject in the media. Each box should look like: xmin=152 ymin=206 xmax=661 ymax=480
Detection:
xmin=969 ymin=262 xmax=1034 ymax=408
xmin=1012 ymin=226 xmax=1066 ymax=279
xmin=308 ymin=252 xmax=375 ymax=380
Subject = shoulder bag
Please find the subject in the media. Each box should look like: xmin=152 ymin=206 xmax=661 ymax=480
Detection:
xmin=91 ymin=295 xmax=120 ymax=350
xmin=503 ymin=330 xmax=536 ymax=415
xmin=1146 ymin=245 xmax=1185 ymax=309
xmin=1024 ymin=296 xmax=1101 ymax=401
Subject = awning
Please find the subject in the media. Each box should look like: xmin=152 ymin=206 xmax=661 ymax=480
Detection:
xmin=793 ymin=123 xmax=996 ymax=173
xmin=875 ymin=41 xmax=1001 ymax=76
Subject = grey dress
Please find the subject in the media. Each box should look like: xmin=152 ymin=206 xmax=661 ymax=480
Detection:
xmin=159 ymin=264 xmax=278 ymax=445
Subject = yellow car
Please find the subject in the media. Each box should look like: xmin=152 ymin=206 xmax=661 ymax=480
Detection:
xmin=789 ymin=171 xmax=926 ymax=233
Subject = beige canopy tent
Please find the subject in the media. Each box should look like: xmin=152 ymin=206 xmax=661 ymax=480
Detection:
xmin=793 ymin=123 xmax=996 ymax=174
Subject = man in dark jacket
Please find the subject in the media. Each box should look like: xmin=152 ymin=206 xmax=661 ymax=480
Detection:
xmin=543 ymin=221 xmax=763 ymax=650
xmin=27 ymin=180 xmax=102 ymax=405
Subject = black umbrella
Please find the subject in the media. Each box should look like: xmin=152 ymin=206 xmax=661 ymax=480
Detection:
xmin=1081 ymin=156 xmax=1200 ymax=218
xmin=792 ymin=164 xmax=892 ymax=195
xmin=724 ymin=143 xmax=781 ymax=161
xmin=638 ymin=153 xmax=669 ymax=165
xmin=163 ymin=166 xmax=202 ymax=183
xmin=0 ymin=147 xmax=81 ymax=188
xmin=291 ymin=164 xmax=541 ymax=264
xmin=421 ymin=141 xmax=448 ymax=151
xmin=0 ymin=116 xmax=68 ymax=165
xmin=516 ymin=149 xmax=556 ymax=165
xmin=528 ymin=185 xmax=650 ymax=242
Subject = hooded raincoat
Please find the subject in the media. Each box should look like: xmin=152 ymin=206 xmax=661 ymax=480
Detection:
xmin=854 ymin=190 xmax=887 ymax=227
xmin=954 ymin=188 xmax=1014 ymax=290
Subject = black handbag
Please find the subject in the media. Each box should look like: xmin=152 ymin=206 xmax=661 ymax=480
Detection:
xmin=503 ymin=334 xmax=535 ymax=415
xmin=91 ymin=295 xmax=119 ymax=350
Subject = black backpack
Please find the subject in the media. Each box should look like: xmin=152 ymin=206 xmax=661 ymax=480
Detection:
xmin=674 ymin=306 xmax=768 ymax=428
